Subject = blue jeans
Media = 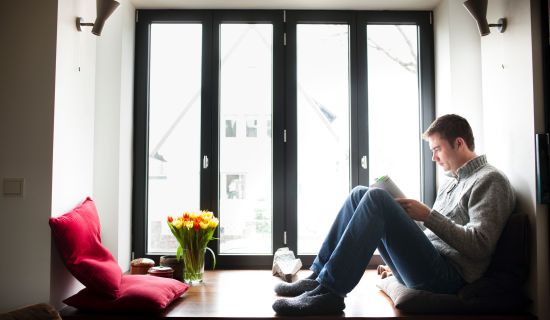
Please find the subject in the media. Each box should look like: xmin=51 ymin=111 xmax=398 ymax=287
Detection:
xmin=310 ymin=186 xmax=465 ymax=297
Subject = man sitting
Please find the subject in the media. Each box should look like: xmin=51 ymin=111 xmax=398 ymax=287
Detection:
xmin=272 ymin=114 xmax=516 ymax=316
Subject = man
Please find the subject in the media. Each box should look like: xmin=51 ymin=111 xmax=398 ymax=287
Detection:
xmin=272 ymin=114 xmax=516 ymax=316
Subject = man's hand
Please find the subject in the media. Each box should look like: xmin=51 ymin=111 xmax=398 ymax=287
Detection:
xmin=395 ymin=198 xmax=431 ymax=222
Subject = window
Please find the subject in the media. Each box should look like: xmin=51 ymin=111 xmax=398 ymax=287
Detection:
xmin=144 ymin=23 xmax=202 ymax=254
xmin=246 ymin=119 xmax=258 ymax=137
xmin=133 ymin=10 xmax=435 ymax=267
xmin=294 ymin=23 xmax=351 ymax=255
xmin=367 ymin=24 xmax=421 ymax=200
xmin=225 ymin=119 xmax=237 ymax=137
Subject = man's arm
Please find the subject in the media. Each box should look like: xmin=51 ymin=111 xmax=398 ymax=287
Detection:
xmin=422 ymin=172 xmax=515 ymax=260
xmin=395 ymin=198 xmax=430 ymax=221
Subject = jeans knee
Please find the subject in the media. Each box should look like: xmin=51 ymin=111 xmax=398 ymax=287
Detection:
xmin=351 ymin=185 xmax=369 ymax=197
xmin=350 ymin=185 xmax=369 ymax=202
xmin=365 ymin=187 xmax=393 ymax=203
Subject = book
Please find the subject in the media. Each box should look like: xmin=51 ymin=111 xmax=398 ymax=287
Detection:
xmin=369 ymin=175 xmax=406 ymax=198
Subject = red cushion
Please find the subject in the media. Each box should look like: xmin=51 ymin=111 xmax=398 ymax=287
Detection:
xmin=63 ymin=275 xmax=190 ymax=312
xmin=49 ymin=197 xmax=122 ymax=298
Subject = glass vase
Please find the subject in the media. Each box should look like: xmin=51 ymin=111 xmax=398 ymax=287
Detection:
xmin=182 ymin=248 xmax=205 ymax=284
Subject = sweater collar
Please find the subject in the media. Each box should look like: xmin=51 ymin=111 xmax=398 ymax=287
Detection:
xmin=455 ymin=155 xmax=487 ymax=179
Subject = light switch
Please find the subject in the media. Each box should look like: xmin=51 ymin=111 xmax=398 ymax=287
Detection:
xmin=3 ymin=178 xmax=24 ymax=197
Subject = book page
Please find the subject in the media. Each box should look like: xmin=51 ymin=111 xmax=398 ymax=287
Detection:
xmin=369 ymin=175 xmax=406 ymax=198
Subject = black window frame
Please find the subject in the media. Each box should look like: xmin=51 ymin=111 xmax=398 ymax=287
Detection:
xmin=133 ymin=10 xmax=215 ymax=264
xmin=285 ymin=10 xmax=435 ymax=265
xmin=132 ymin=9 xmax=435 ymax=268
xmin=284 ymin=10 xmax=359 ymax=266
xmin=357 ymin=11 xmax=436 ymax=205
xmin=210 ymin=10 xmax=286 ymax=268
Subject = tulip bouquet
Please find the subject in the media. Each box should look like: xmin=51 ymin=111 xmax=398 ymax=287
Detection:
xmin=167 ymin=210 xmax=219 ymax=284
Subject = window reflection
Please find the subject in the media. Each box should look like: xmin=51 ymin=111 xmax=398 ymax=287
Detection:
xmin=219 ymin=24 xmax=273 ymax=254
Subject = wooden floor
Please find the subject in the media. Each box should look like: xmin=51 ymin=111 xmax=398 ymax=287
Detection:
xmin=61 ymin=270 xmax=535 ymax=319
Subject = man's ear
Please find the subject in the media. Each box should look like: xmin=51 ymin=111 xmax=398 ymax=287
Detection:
xmin=454 ymin=137 xmax=465 ymax=150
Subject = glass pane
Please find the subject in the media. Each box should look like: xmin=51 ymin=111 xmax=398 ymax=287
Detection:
xmin=367 ymin=25 xmax=421 ymax=200
xmin=297 ymin=24 xmax=351 ymax=255
xmin=147 ymin=24 xmax=202 ymax=253
xmin=219 ymin=24 xmax=273 ymax=254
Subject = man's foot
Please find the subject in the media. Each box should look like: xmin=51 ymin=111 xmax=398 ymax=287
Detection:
xmin=274 ymin=278 xmax=318 ymax=297
xmin=272 ymin=286 xmax=345 ymax=316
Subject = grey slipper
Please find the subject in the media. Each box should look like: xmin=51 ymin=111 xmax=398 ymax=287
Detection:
xmin=272 ymin=291 xmax=345 ymax=316
xmin=274 ymin=279 xmax=319 ymax=297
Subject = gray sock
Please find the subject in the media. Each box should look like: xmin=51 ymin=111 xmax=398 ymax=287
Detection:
xmin=272 ymin=288 xmax=345 ymax=316
xmin=274 ymin=279 xmax=319 ymax=297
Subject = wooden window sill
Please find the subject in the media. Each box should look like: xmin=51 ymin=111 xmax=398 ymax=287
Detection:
xmin=60 ymin=269 xmax=535 ymax=319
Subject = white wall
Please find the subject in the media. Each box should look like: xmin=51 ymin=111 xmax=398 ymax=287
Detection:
xmin=0 ymin=1 xmax=58 ymax=312
xmin=481 ymin=1 xmax=548 ymax=318
xmin=116 ymin=3 xmax=135 ymax=271
xmin=94 ymin=0 xmax=135 ymax=273
xmin=50 ymin=0 xmax=97 ymax=308
xmin=434 ymin=0 xmax=484 ymax=156
xmin=50 ymin=0 xmax=136 ymax=309
xmin=435 ymin=0 xmax=548 ymax=318
xmin=0 ymin=0 xmax=135 ymax=311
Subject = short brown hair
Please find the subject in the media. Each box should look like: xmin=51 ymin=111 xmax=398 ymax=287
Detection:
xmin=422 ymin=114 xmax=475 ymax=151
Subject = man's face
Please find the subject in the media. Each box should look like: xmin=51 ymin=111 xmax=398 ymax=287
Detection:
xmin=428 ymin=133 xmax=460 ymax=173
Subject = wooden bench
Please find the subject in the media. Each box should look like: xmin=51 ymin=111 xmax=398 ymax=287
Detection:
xmin=60 ymin=270 xmax=535 ymax=319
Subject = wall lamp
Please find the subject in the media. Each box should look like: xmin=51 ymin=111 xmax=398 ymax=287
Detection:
xmin=76 ymin=0 xmax=120 ymax=36
xmin=463 ymin=0 xmax=507 ymax=36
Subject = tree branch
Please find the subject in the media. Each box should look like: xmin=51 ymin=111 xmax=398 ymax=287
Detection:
xmin=367 ymin=26 xmax=417 ymax=74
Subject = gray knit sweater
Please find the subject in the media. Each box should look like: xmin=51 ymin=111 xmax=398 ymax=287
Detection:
xmin=422 ymin=155 xmax=516 ymax=283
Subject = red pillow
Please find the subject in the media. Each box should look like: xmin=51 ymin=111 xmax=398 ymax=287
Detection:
xmin=63 ymin=275 xmax=189 ymax=312
xmin=49 ymin=197 xmax=122 ymax=298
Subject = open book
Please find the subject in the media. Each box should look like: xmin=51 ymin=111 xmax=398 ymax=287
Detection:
xmin=369 ymin=175 xmax=406 ymax=198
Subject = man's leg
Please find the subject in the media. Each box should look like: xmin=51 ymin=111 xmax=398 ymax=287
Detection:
xmin=376 ymin=243 xmax=405 ymax=284
xmin=274 ymin=187 xmax=464 ymax=315
xmin=275 ymin=186 xmax=370 ymax=297
xmin=376 ymin=217 xmax=465 ymax=293
xmin=315 ymin=187 xmax=397 ymax=296
xmin=273 ymin=188 xmax=397 ymax=315
xmin=311 ymin=185 xmax=370 ymax=274
xmin=317 ymin=188 xmax=463 ymax=296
